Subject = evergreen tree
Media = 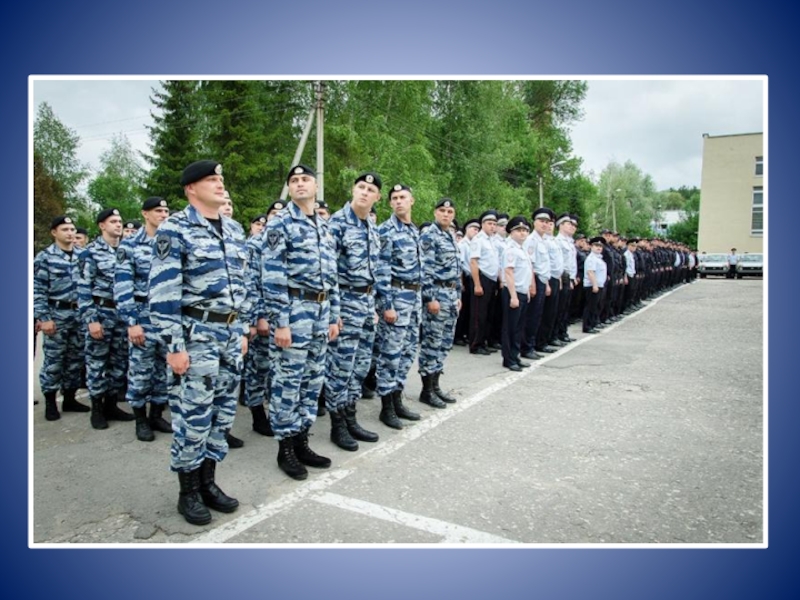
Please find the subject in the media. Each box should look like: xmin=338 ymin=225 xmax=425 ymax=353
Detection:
xmin=33 ymin=152 xmax=66 ymax=254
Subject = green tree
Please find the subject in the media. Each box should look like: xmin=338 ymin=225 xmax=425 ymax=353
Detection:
xmin=594 ymin=160 xmax=659 ymax=237
xmin=33 ymin=101 xmax=89 ymax=214
xmin=86 ymin=133 xmax=146 ymax=221
xmin=143 ymin=81 xmax=201 ymax=209
xmin=33 ymin=152 xmax=66 ymax=254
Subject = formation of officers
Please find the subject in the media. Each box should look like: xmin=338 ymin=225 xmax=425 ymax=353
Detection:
xmin=34 ymin=160 xmax=699 ymax=526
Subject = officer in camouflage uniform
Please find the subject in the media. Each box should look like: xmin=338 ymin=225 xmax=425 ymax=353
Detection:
xmin=34 ymin=215 xmax=90 ymax=421
xmin=324 ymin=172 xmax=382 ymax=451
xmin=113 ymin=197 xmax=172 ymax=442
xmin=149 ymin=160 xmax=247 ymax=526
xmin=418 ymin=198 xmax=462 ymax=409
xmin=78 ymin=207 xmax=135 ymax=430
xmin=374 ymin=183 xmax=423 ymax=429
xmin=261 ymin=164 xmax=340 ymax=481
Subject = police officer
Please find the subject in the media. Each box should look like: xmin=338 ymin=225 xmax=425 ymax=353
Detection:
xmin=500 ymin=216 xmax=533 ymax=370
xmin=553 ymin=212 xmax=578 ymax=344
xmin=536 ymin=212 xmax=562 ymax=353
xmin=726 ymin=248 xmax=739 ymax=279
xmin=149 ymin=160 xmax=247 ymax=525
xmin=78 ymin=207 xmax=135 ymax=430
xmin=324 ymin=173 xmax=382 ymax=450
xmin=249 ymin=214 xmax=267 ymax=238
xmin=261 ymin=164 xmax=340 ymax=480
xmin=34 ymin=215 xmax=89 ymax=420
xmin=315 ymin=200 xmax=332 ymax=221
xmin=454 ymin=218 xmax=480 ymax=346
xmin=74 ymin=227 xmax=88 ymax=249
xmin=123 ymin=220 xmax=142 ymax=239
xmin=583 ymin=236 xmax=608 ymax=333
xmin=418 ymin=198 xmax=462 ymax=408
xmin=375 ymin=183 xmax=423 ymax=429
xmin=468 ymin=210 xmax=500 ymax=356
xmin=114 ymin=197 xmax=172 ymax=442
xmin=520 ymin=207 xmax=553 ymax=360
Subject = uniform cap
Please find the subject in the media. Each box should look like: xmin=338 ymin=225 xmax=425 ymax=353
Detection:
xmin=286 ymin=164 xmax=316 ymax=184
xmin=355 ymin=172 xmax=382 ymax=190
xmin=532 ymin=207 xmax=555 ymax=221
xmin=479 ymin=209 xmax=498 ymax=223
xmin=180 ymin=160 xmax=222 ymax=186
xmin=251 ymin=214 xmax=267 ymax=224
xmin=555 ymin=212 xmax=572 ymax=227
xmin=50 ymin=215 xmax=74 ymax=229
xmin=142 ymin=196 xmax=168 ymax=211
xmin=267 ymin=200 xmax=286 ymax=214
xmin=506 ymin=216 xmax=531 ymax=232
xmin=388 ymin=183 xmax=411 ymax=199
xmin=589 ymin=236 xmax=605 ymax=245
xmin=96 ymin=208 xmax=121 ymax=224
xmin=435 ymin=197 xmax=455 ymax=210
xmin=124 ymin=220 xmax=141 ymax=230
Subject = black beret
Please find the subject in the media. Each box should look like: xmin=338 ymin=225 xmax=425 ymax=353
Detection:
xmin=555 ymin=212 xmax=572 ymax=227
xmin=142 ymin=196 xmax=168 ymax=211
xmin=96 ymin=208 xmax=121 ymax=224
xmin=124 ymin=220 xmax=142 ymax=230
xmin=251 ymin=214 xmax=267 ymax=224
xmin=388 ymin=184 xmax=411 ymax=198
xmin=315 ymin=200 xmax=330 ymax=211
xmin=479 ymin=209 xmax=498 ymax=223
xmin=266 ymin=200 xmax=286 ymax=214
xmin=507 ymin=216 xmax=531 ymax=232
xmin=180 ymin=160 xmax=222 ymax=186
xmin=50 ymin=215 xmax=74 ymax=229
xmin=286 ymin=164 xmax=316 ymax=183
xmin=355 ymin=172 xmax=382 ymax=190
xmin=589 ymin=236 xmax=605 ymax=245
xmin=75 ymin=227 xmax=88 ymax=235
xmin=532 ymin=207 xmax=555 ymax=221
xmin=435 ymin=197 xmax=456 ymax=210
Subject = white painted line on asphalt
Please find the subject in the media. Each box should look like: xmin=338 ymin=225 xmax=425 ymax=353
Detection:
xmin=313 ymin=492 xmax=518 ymax=544
xmin=191 ymin=284 xmax=683 ymax=544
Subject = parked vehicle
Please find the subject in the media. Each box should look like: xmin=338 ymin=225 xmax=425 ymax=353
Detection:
xmin=698 ymin=253 xmax=728 ymax=278
xmin=736 ymin=253 xmax=763 ymax=278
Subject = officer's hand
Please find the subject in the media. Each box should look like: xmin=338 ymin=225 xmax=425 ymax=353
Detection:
xmin=242 ymin=335 xmax=249 ymax=356
xmin=249 ymin=325 xmax=258 ymax=341
xmin=88 ymin=322 xmax=104 ymax=340
xmin=275 ymin=326 xmax=292 ymax=348
xmin=256 ymin=317 xmax=270 ymax=337
xmin=128 ymin=324 xmax=145 ymax=347
xmin=545 ymin=284 xmax=551 ymax=297
xmin=384 ymin=309 xmax=398 ymax=324
xmin=510 ymin=296 xmax=519 ymax=309
xmin=373 ymin=312 xmax=380 ymax=325
xmin=427 ymin=300 xmax=440 ymax=315
xmin=474 ymin=285 xmax=484 ymax=297
xmin=456 ymin=299 xmax=462 ymax=313
xmin=329 ymin=323 xmax=340 ymax=342
xmin=167 ymin=351 xmax=190 ymax=375
xmin=592 ymin=286 xmax=599 ymax=293
xmin=40 ymin=320 xmax=56 ymax=336
xmin=529 ymin=284 xmax=536 ymax=297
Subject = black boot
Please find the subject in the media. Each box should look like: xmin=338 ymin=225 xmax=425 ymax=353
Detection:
xmin=104 ymin=392 xmax=134 ymax=422
xmin=432 ymin=372 xmax=457 ymax=404
xmin=330 ymin=410 xmax=359 ymax=451
xmin=277 ymin=437 xmax=308 ymax=480
xmin=317 ymin=389 xmax=327 ymax=417
xmin=148 ymin=403 xmax=172 ymax=433
xmin=392 ymin=390 xmax=420 ymax=421
xmin=294 ymin=430 xmax=332 ymax=468
xmin=61 ymin=388 xmax=89 ymax=412
xmin=379 ymin=394 xmax=403 ymax=430
xmin=250 ymin=404 xmax=274 ymax=436
xmin=199 ymin=458 xmax=239 ymax=513
xmin=419 ymin=374 xmax=446 ymax=409
xmin=90 ymin=396 xmax=108 ymax=430
xmin=226 ymin=432 xmax=244 ymax=449
xmin=44 ymin=391 xmax=60 ymax=421
xmin=363 ymin=365 xmax=377 ymax=398
xmin=133 ymin=406 xmax=155 ymax=442
xmin=344 ymin=404 xmax=379 ymax=442
xmin=177 ymin=469 xmax=212 ymax=525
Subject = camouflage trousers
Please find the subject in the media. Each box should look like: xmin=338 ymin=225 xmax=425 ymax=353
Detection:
xmin=125 ymin=318 xmax=168 ymax=409
xmin=39 ymin=307 xmax=84 ymax=394
xmin=324 ymin=290 xmax=376 ymax=413
xmin=376 ymin=288 xmax=421 ymax=397
xmin=243 ymin=333 xmax=271 ymax=408
xmin=168 ymin=319 xmax=243 ymax=473
xmin=269 ymin=299 xmax=330 ymax=441
xmin=84 ymin=306 xmax=128 ymax=398
xmin=418 ymin=285 xmax=459 ymax=377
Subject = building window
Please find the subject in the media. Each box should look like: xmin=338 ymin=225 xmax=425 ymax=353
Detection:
xmin=755 ymin=156 xmax=763 ymax=176
xmin=751 ymin=186 xmax=763 ymax=235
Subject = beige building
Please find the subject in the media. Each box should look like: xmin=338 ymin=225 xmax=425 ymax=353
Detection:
xmin=698 ymin=132 xmax=764 ymax=253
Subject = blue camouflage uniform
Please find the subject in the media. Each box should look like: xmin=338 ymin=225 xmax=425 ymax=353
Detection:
xmin=261 ymin=201 xmax=340 ymax=440
xmin=418 ymin=221 xmax=462 ymax=377
xmin=324 ymin=201 xmax=380 ymax=412
xmin=78 ymin=236 xmax=128 ymax=400
xmin=242 ymin=229 xmax=272 ymax=410
xmin=148 ymin=205 xmax=249 ymax=472
xmin=114 ymin=227 xmax=168 ymax=410
xmin=34 ymin=243 xmax=85 ymax=393
xmin=375 ymin=214 xmax=422 ymax=397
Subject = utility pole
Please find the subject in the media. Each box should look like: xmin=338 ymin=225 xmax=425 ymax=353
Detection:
xmin=280 ymin=106 xmax=316 ymax=201
xmin=316 ymin=81 xmax=326 ymax=201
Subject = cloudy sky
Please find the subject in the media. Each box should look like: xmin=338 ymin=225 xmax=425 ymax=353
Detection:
xmin=31 ymin=77 xmax=765 ymax=191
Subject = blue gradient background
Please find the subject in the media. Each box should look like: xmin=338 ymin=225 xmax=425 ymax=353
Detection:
xmin=10 ymin=2 xmax=794 ymax=598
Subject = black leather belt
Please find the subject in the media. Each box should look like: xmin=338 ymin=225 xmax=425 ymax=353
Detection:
xmin=182 ymin=306 xmax=239 ymax=324
xmin=391 ymin=279 xmax=420 ymax=291
xmin=134 ymin=296 xmax=148 ymax=303
xmin=340 ymin=284 xmax=373 ymax=295
xmin=49 ymin=300 xmax=78 ymax=310
xmin=435 ymin=280 xmax=458 ymax=289
xmin=92 ymin=296 xmax=116 ymax=308
xmin=288 ymin=288 xmax=328 ymax=302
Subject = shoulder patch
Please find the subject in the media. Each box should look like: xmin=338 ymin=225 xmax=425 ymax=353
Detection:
xmin=420 ymin=238 xmax=432 ymax=252
xmin=266 ymin=230 xmax=282 ymax=251
xmin=155 ymin=234 xmax=171 ymax=260
xmin=116 ymin=247 xmax=127 ymax=263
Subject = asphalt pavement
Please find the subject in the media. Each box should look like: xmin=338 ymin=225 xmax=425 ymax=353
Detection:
xmin=30 ymin=278 xmax=764 ymax=545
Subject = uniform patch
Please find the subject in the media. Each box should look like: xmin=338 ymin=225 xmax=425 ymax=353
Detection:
xmin=266 ymin=230 xmax=282 ymax=251
xmin=380 ymin=236 xmax=390 ymax=250
xmin=420 ymin=239 xmax=432 ymax=252
xmin=116 ymin=247 xmax=127 ymax=263
xmin=155 ymin=234 xmax=171 ymax=260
